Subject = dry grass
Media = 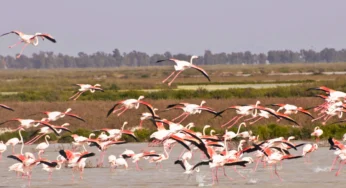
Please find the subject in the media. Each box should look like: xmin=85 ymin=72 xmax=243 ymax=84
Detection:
xmin=0 ymin=97 xmax=324 ymax=131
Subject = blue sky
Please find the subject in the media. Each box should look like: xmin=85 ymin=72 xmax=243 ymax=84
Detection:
xmin=0 ymin=0 xmax=345 ymax=57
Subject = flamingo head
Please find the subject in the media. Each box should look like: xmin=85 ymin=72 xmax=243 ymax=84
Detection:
xmin=288 ymin=136 xmax=295 ymax=141
xmin=138 ymin=96 xmax=145 ymax=100
xmin=200 ymin=100 xmax=206 ymax=106
xmin=46 ymin=135 xmax=51 ymax=139
xmin=313 ymin=143 xmax=319 ymax=150
xmin=94 ymin=84 xmax=101 ymax=87
xmin=70 ymin=134 xmax=78 ymax=138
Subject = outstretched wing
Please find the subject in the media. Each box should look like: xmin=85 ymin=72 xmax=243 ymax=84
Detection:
xmin=190 ymin=64 xmax=211 ymax=81
xmin=174 ymin=160 xmax=186 ymax=170
xmin=0 ymin=31 xmax=21 ymax=37
xmin=65 ymin=113 xmax=85 ymax=122
xmin=35 ymin=33 xmax=56 ymax=43
xmin=106 ymin=103 xmax=121 ymax=117
xmin=0 ymin=104 xmax=14 ymax=111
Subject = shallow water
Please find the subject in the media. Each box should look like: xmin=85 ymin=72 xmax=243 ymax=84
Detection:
xmin=1 ymin=143 xmax=346 ymax=187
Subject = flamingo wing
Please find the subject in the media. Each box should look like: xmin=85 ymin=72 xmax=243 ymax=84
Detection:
xmin=77 ymin=152 xmax=95 ymax=162
xmin=35 ymin=33 xmax=56 ymax=43
xmin=192 ymin=160 xmax=212 ymax=170
xmin=174 ymin=160 xmax=186 ymax=170
xmin=156 ymin=59 xmax=177 ymax=64
xmin=39 ymin=122 xmax=60 ymax=136
xmin=106 ymin=102 xmax=122 ymax=117
xmin=39 ymin=160 xmax=58 ymax=167
xmin=298 ymin=109 xmax=314 ymax=119
xmin=7 ymin=155 xmax=25 ymax=163
xmin=0 ymin=104 xmax=14 ymax=111
xmin=65 ymin=113 xmax=85 ymax=122
xmin=190 ymin=64 xmax=211 ymax=81
xmin=0 ymin=31 xmax=21 ymax=37
xmin=224 ymin=160 xmax=248 ymax=167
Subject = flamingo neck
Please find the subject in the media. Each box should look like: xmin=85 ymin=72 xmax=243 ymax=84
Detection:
xmin=190 ymin=57 xmax=195 ymax=64
xmin=45 ymin=136 xmax=49 ymax=145
xmin=19 ymin=130 xmax=24 ymax=155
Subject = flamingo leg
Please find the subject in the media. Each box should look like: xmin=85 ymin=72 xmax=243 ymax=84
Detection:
xmin=274 ymin=164 xmax=283 ymax=181
xmin=253 ymin=157 xmax=261 ymax=172
xmin=73 ymin=91 xmax=85 ymax=101
xmin=222 ymin=167 xmax=233 ymax=181
xmin=330 ymin=156 xmax=339 ymax=171
xmin=311 ymin=114 xmax=326 ymax=122
xmin=335 ymin=160 xmax=345 ymax=176
xmin=25 ymin=134 xmax=44 ymax=145
xmin=227 ymin=116 xmax=244 ymax=129
xmin=244 ymin=116 xmax=258 ymax=122
xmin=117 ymin=107 xmax=128 ymax=116
xmin=12 ymin=145 xmax=15 ymax=154
xmin=112 ymin=106 xmax=125 ymax=113
xmin=139 ymin=120 xmax=144 ymax=128
xmin=177 ymin=113 xmax=190 ymax=124
xmin=9 ymin=40 xmax=22 ymax=48
xmin=69 ymin=91 xmax=81 ymax=100
xmin=162 ymin=71 xmax=176 ymax=83
xmin=249 ymin=117 xmax=264 ymax=125
xmin=168 ymin=70 xmax=183 ymax=86
xmin=234 ymin=166 xmax=246 ymax=179
xmin=171 ymin=112 xmax=187 ymax=122
xmin=221 ymin=116 xmax=239 ymax=127
xmin=16 ymin=43 xmax=29 ymax=59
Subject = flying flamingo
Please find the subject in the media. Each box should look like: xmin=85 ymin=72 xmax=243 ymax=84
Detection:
xmin=69 ymin=84 xmax=104 ymax=100
xmin=0 ymin=31 xmax=56 ymax=59
xmin=156 ymin=56 xmax=210 ymax=86
xmin=35 ymin=135 xmax=50 ymax=158
xmin=138 ymin=108 xmax=159 ymax=128
xmin=25 ymin=123 xmax=71 ymax=145
xmin=0 ymin=119 xmax=41 ymax=132
xmin=164 ymin=100 xmax=220 ymax=123
xmin=271 ymin=104 xmax=314 ymax=118
xmin=59 ymin=150 xmax=95 ymax=180
xmin=30 ymin=108 xmax=85 ymax=122
xmin=107 ymin=96 xmax=156 ymax=117
xmin=308 ymin=86 xmax=346 ymax=102
xmin=0 ymin=141 xmax=7 ymax=160
xmin=218 ymin=101 xmax=261 ymax=128
xmin=311 ymin=126 xmax=323 ymax=142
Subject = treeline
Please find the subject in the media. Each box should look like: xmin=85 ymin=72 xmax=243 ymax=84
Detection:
xmin=1 ymin=48 xmax=346 ymax=69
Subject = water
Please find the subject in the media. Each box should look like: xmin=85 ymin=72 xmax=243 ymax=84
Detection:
xmin=1 ymin=143 xmax=346 ymax=187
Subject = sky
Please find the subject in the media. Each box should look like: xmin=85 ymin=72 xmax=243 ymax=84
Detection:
xmin=0 ymin=0 xmax=345 ymax=57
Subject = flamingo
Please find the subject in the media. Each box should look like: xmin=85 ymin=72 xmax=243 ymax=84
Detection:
xmin=223 ymin=122 xmax=247 ymax=140
xmin=218 ymin=101 xmax=261 ymax=128
xmin=0 ymin=119 xmax=41 ymax=132
xmin=6 ymin=137 xmax=20 ymax=154
xmin=69 ymin=84 xmax=104 ymax=100
xmin=0 ymin=141 xmax=7 ymax=160
xmin=164 ymin=100 xmax=220 ymax=123
xmin=59 ymin=150 xmax=95 ymax=179
xmin=271 ymin=104 xmax=314 ymax=118
xmin=108 ymin=155 xmax=128 ymax=171
xmin=302 ymin=143 xmax=318 ymax=163
xmin=107 ymin=96 xmax=155 ymax=117
xmin=35 ymin=135 xmax=50 ymax=158
xmin=39 ymin=157 xmax=63 ymax=180
xmin=308 ymin=86 xmax=346 ymax=102
xmin=311 ymin=126 xmax=323 ymax=142
xmin=138 ymin=108 xmax=159 ymax=128
xmin=30 ymin=108 xmax=85 ymax=122
xmin=156 ymin=56 xmax=210 ymax=86
xmin=25 ymin=123 xmax=71 ymax=145
xmin=0 ymin=31 xmax=56 ymax=59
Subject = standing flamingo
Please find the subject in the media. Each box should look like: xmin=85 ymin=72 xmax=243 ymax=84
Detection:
xmin=0 ymin=141 xmax=7 ymax=160
xmin=156 ymin=56 xmax=210 ymax=86
xmin=69 ymin=84 xmax=104 ymax=100
xmin=0 ymin=31 xmax=56 ymax=59
xmin=35 ymin=135 xmax=50 ymax=158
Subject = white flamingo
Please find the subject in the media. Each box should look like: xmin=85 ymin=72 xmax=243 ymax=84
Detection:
xmin=69 ymin=84 xmax=104 ymax=100
xmin=156 ymin=56 xmax=210 ymax=86
xmin=35 ymin=135 xmax=50 ymax=158
xmin=0 ymin=30 xmax=56 ymax=59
